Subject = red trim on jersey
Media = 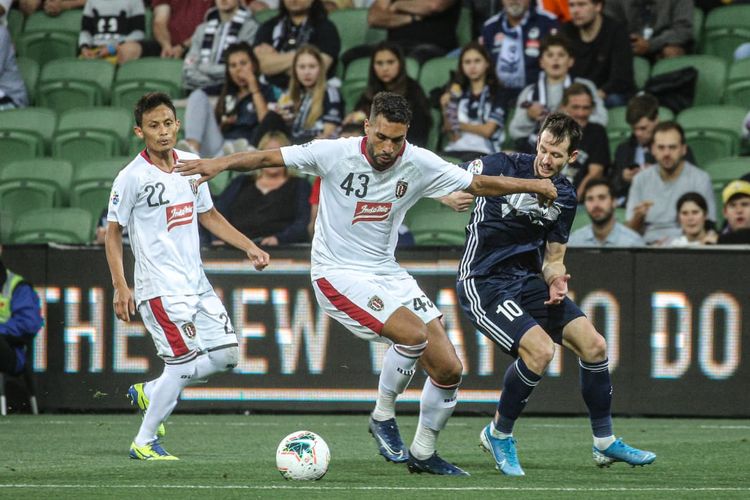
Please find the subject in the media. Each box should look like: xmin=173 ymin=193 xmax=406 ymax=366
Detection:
xmin=149 ymin=297 xmax=189 ymax=356
xmin=140 ymin=149 xmax=179 ymax=171
xmin=316 ymin=278 xmax=384 ymax=334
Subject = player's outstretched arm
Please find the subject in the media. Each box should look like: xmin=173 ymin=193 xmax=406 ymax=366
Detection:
xmin=175 ymin=149 xmax=287 ymax=185
xmin=466 ymin=174 xmax=558 ymax=201
xmin=543 ymin=241 xmax=570 ymax=305
xmin=198 ymin=208 xmax=270 ymax=271
xmin=104 ymin=222 xmax=136 ymax=322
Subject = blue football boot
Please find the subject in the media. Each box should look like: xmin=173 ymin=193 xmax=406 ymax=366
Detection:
xmin=593 ymin=438 xmax=656 ymax=467
xmin=368 ymin=417 xmax=409 ymax=463
xmin=479 ymin=424 xmax=525 ymax=476
xmin=407 ymin=452 xmax=470 ymax=476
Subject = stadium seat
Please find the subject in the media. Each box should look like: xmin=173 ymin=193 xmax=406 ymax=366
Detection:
xmin=15 ymin=31 xmax=78 ymax=67
xmin=693 ymin=7 xmax=704 ymax=49
xmin=418 ymin=57 xmax=456 ymax=95
xmin=651 ymin=55 xmax=727 ymax=106
xmin=702 ymin=156 xmax=750 ymax=190
xmin=15 ymin=57 xmax=40 ymax=105
xmin=457 ymin=7 xmax=473 ymax=47
xmin=341 ymin=78 xmax=368 ymax=115
xmin=330 ymin=8 xmax=385 ymax=55
xmin=0 ymin=159 xmax=74 ymax=217
xmin=0 ymin=211 xmax=13 ymax=244
xmin=52 ymin=107 xmax=132 ymax=164
xmin=254 ymin=8 xmax=278 ymax=25
xmin=111 ymin=58 xmax=184 ymax=109
xmin=427 ymin=108 xmax=442 ymax=152
xmin=702 ymin=5 xmax=750 ymax=63
xmin=676 ymin=105 xmax=747 ymax=167
xmin=7 ymin=8 xmax=24 ymax=42
xmin=570 ymin=205 xmax=590 ymax=233
xmin=23 ymin=8 xmax=82 ymax=35
xmin=633 ymin=56 xmax=650 ymax=90
xmin=9 ymin=208 xmax=93 ymax=245
xmin=723 ymin=58 xmax=750 ymax=108
xmin=405 ymin=198 xmax=470 ymax=246
xmin=0 ymin=107 xmax=57 ymax=161
xmin=70 ymin=157 xmax=129 ymax=233
xmin=37 ymin=58 xmax=115 ymax=113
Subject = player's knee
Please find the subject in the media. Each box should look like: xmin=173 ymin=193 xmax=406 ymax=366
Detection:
xmin=527 ymin=341 xmax=555 ymax=374
xmin=431 ymin=358 xmax=463 ymax=386
xmin=209 ymin=346 xmax=239 ymax=372
xmin=584 ymin=334 xmax=607 ymax=363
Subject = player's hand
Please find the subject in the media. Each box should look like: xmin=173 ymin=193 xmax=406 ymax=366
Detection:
xmin=113 ymin=285 xmax=136 ymax=322
xmin=535 ymin=178 xmax=558 ymax=204
xmin=544 ymin=274 xmax=570 ymax=305
xmin=175 ymin=157 xmax=229 ymax=184
xmin=246 ymin=245 xmax=270 ymax=271
xmin=440 ymin=191 xmax=475 ymax=212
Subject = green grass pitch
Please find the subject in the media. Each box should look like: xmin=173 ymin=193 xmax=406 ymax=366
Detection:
xmin=1 ymin=414 xmax=748 ymax=499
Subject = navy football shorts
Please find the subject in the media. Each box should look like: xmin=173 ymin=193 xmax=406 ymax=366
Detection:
xmin=457 ymin=273 xmax=585 ymax=357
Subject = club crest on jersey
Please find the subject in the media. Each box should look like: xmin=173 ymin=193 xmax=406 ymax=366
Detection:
xmin=188 ymin=178 xmax=199 ymax=196
xmin=368 ymin=296 xmax=384 ymax=312
xmin=468 ymin=159 xmax=484 ymax=174
xmin=181 ymin=322 xmax=197 ymax=339
xmin=395 ymin=179 xmax=408 ymax=198
xmin=111 ymin=191 xmax=120 ymax=206
xmin=352 ymin=201 xmax=392 ymax=224
xmin=166 ymin=201 xmax=194 ymax=231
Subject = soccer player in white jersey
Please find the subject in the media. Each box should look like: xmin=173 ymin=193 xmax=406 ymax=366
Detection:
xmin=105 ymin=92 xmax=270 ymax=460
xmin=176 ymin=92 xmax=558 ymax=475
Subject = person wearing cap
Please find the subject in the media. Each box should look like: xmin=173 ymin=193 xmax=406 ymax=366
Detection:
xmin=718 ymin=179 xmax=750 ymax=245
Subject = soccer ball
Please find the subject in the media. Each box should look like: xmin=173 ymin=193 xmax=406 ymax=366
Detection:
xmin=275 ymin=430 xmax=330 ymax=481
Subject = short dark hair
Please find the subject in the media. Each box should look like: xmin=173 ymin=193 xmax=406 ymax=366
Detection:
xmin=583 ymin=178 xmax=614 ymax=198
xmin=539 ymin=112 xmax=582 ymax=154
xmin=134 ymin=92 xmax=176 ymax=127
xmin=540 ymin=33 xmax=573 ymax=58
xmin=626 ymin=93 xmax=659 ymax=126
xmin=676 ymin=191 xmax=708 ymax=213
xmin=561 ymin=82 xmax=593 ymax=106
xmin=370 ymin=91 xmax=412 ymax=125
xmin=653 ymin=120 xmax=685 ymax=144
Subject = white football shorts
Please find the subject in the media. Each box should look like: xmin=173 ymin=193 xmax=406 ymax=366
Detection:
xmin=312 ymin=271 xmax=442 ymax=342
xmin=138 ymin=289 xmax=238 ymax=361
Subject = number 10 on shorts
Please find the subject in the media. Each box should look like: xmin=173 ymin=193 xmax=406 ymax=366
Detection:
xmin=496 ymin=299 xmax=523 ymax=321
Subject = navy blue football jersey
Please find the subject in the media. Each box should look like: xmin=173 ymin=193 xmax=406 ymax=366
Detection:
xmin=457 ymin=152 xmax=578 ymax=280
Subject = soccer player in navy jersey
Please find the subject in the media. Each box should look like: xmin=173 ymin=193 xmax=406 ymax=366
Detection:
xmin=455 ymin=112 xmax=656 ymax=476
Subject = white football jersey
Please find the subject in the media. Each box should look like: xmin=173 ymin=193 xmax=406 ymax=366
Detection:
xmin=107 ymin=149 xmax=214 ymax=303
xmin=281 ymin=137 xmax=473 ymax=278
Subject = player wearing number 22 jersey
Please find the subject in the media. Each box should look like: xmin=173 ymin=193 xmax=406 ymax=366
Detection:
xmin=176 ymin=92 xmax=558 ymax=475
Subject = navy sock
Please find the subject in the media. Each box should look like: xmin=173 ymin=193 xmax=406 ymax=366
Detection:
xmin=579 ymin=358 xmax=613 ymax=437
xmin=494 ymin=358 xmax=542 ymax=434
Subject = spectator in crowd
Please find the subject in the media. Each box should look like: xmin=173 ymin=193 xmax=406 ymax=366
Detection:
xmin=344 ymin=41 xmax=431 ymax=147
xmin=132 ymin=0 xmax=214 ymax=59
xmin=718 ymin=180 xmax=750 ymax=244
xmin=509 ymin=33 xmax=605 ymax=153
xmin=559 ymin=82 xmax=608 ymax=201
xmin=439 ymin=41 xmax=505 ymax=162
xmin=667 ymin=192 xmax=717 ymax=246
xmin=180 ymin=42 xmax=276 ymax=157
xmin=18 ymin=0 xmax=86 ymax=17
xmin=253 ymin=0 xmax=340 ymax=90
xmin=562 ymin=0 xmax=635 ymax=108
xmin=626 ymin=121 xmax=715 ymax=245
xmin=568 ymin=179 xmax=644 ymax=247
xmin=0 ymin=0 xmax=10 ymax=25
xmin=183 ymin=0 xmax=258 ymax=95
xmin=78 ymin=0 xmax=145 ymax=65
xmin=0 ymin=26 xmax=28 ymax=110
xmin=604 ymin=0 xmax=693 ymax=61
xmin=610 ymin=93 xmax=697 ymax=207
xmin=481 ymin=0 xmax=559 ymax=110
xmin=211 ymin=131 xmax=312 ymax=246
xmin=0 ymin=249 xmax=44 ymax=381
xmin=368 ymin=0 xmax=461 ymax=64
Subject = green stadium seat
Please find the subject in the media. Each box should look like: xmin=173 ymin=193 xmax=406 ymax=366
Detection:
xmin=8 ymin=8 xmax=24 ymax=42
xmin=693 ymin=7 xmax=704 ymax=49
xmin=677 ymin=105 xmax=746 ymax=167
xmin=15 ymin=31 xmax=79 ymax=67
xmin=329 ymin=8 xmax=371 ymax=55
xmin=418 ymin=57 xmax=456 ymax=95
xmin=144 ymin=7 xmax=153 ymax=40
xmin=37 ymin=58 xmax=115 ymax=113
xmin=23 ymin=9 xmax=82 ymax=35
xmin=405 ymin=198 xmax=470 ymax=246
xmin=52 ymin=107 xmax=132 ymax=164
xmin=633 ymin=56 xmax=650 ymax=90
xmin=651 ymin=55 xmax=727 ymax=106
xmin=0 ymin=211 xmax=13 ymax=245
xmin=457 ymin=7 xmax=473 ymax=48
xmin=341 ymin=79 xmax=368 ymax=115
xmin=70 ymin=157 xmax=129 ymax=233
xmin=254 ymin=8 xmax=278 ymax=25
xmin=723 ymin=58 xmax=750 ymax=108
xmin=702 ymin=156 xmax=750 ymax=190
xmin=0 ymin=159 xmax=74 ymax=217
xmin=9 ymin=208 xmax=93 ymax=245
xmin=570 ymin=205 xmax=590 ymax=233
xmin=0 ymin=107 xmax=56 ymax=161
xmin=111 ymin=57 xmax=184 ymax=109
xmin=702 ymin=5 xmax=750 ymax=63
xmin=15 ymin=57 xmax=40 ymax=105
xmin=427 ymin=107 xmax=442 ymax=152
xmin=208 ymin=171 xmax=233 ymax=197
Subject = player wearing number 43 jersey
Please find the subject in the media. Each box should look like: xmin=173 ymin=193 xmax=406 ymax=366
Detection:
xmin=105 ymin=93 xmax=270 ymax=460
xmin=455 ymin=112 xmax=656 ymax=476
xmin=176 ymin=91 xmax=557 ymax=475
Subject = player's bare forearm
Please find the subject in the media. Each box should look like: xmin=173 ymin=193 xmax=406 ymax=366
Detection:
xmin=199 ymin=209 xmax=270 ymax=270
xmin=467 ymin=175 xmax=557 ymax=200
xmin=104 ymin=222 xmax=128 ymax=289
xmin=176 ymin=149 xmax=285 ymax=184
xmin=542 ymin=242 xmax=567 ymax=285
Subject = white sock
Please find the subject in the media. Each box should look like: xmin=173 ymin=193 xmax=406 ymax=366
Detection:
xmin=371 ymin=344 xmax=422 ymax=421
xmin=594 ymin=435 xmax=616 ymax=450
xmin=410 ymin=423 xmax=438 ymax=460
xmin=134 ymin=356 xmax=197 ymax=445
xmin=143 ymin=380 xmax=157 ymax=400
xmin=409 ymin=378 xmax=459 ymax=459
xmin=490 ymin=420 xmax=512 ymax=440
xmin=188 ymin=346 xmax=239 ymax=385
